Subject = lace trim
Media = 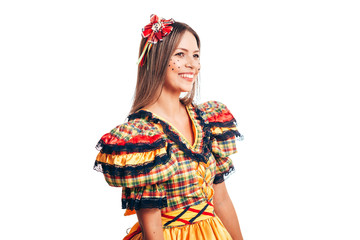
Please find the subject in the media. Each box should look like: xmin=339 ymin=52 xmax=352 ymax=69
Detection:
xmin=93 ymin=143 xmax=173 ymax=177
xmin=95 ymin=138 xmax=166 ymax=154
xmin=213 ymin=166 xmax=235 ymax=184
xmin=212 ymin=129 xmax=243 ymax=141
xmin=207 ymin=120 xmax=237 ymax=128
xmin=122 ymin=197 xmax=168 ymax=210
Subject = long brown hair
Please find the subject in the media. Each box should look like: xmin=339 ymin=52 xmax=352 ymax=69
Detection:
xmin=129 ymin=21 xmax=201 ymax=114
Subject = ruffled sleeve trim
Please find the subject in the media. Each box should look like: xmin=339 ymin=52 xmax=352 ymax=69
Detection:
xmin=93 ymin=120 xmax=177 ymax=188
xmin=197 ymin=100 xmax=244 ymax=143
xmin=121 ymin=179 xmax=169 ymax=213
xmin=213 ymin=165 xmax=235 ymax=184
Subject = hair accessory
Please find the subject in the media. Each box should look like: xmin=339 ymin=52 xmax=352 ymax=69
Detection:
xmin=137 ymin=14 xmax=175 ymax=66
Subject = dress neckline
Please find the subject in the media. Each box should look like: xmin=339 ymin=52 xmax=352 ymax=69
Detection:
xmin=128 ymin=104 xmax=212 ymax=164
xmin=139 ymin=104 xmax=199 ymax=150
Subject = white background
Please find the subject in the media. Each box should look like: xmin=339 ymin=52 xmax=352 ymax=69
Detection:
xmin=1 ymin=0 xmax=359 ymax=239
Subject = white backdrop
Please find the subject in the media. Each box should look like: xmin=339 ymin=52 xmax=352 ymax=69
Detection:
xmin=1 ymin=0 xmax=359 ymax=239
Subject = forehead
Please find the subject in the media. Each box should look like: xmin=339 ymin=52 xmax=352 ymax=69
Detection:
xmin=176 ymin=31 xmax=199 ymax=50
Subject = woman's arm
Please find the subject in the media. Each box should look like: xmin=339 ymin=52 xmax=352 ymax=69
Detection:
xmin=136 ymin=208 xmax=164 ymax=240
xmin=213 ymin=181 xmax=244 ymax=240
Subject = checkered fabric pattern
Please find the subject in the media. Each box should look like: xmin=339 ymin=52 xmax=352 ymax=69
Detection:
xmin=94 ymin=100 xmax=242 ymax=213
xmin=197 ymin=101 xmax=243 ymax=184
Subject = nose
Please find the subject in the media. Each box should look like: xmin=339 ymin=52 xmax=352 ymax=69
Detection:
xmin=185 ymin=56 xmax=195 ymax=68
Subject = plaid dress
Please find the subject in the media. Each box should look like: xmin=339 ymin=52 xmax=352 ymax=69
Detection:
xmin=94 ymin=100 xmax=243 ymax=237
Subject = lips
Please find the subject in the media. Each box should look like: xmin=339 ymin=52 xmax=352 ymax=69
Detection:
xmin=179 ymin=73 xmax=194 ymax=81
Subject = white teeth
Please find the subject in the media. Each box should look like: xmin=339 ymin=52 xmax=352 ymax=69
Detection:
xmin=179 ymin=74 xmax=194 ymax=79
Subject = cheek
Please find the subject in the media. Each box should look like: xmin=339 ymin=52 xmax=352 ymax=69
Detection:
xmin=168 ymin=58 xmax=182 ymax=72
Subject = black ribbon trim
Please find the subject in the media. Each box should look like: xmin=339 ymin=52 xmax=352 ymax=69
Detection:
xmin=189 ymin=203 xmax=209 ymax=223
xmin=207 ymin=120 xmax=237 ymax=128
xmin=122 ymin=197 xmax=168 ymax=210
xmin=211 ymin=129 xmax=242 ymax=141
xmin=164 ymin=206 xmax=190 ymax=226
xmin=95 ymin=137 xmax=166 ymax=154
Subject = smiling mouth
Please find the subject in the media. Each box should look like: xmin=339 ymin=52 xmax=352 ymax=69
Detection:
xmin=179 ymin=73 xmax=194 ymax=81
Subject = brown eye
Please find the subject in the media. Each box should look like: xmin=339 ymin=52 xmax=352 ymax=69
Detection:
xmin=175 ymin=52 xmax=185 ymax=57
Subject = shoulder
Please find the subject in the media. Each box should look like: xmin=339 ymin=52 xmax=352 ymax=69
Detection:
xmin=96 ymin=117 xmax=164 ymax=154
xmin=196 ymin=100 xmax=236 ymax=125
xmin=196 ymin=100 xmax=243 ymax=142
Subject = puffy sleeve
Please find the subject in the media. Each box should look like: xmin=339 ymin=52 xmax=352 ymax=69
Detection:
xmin=93 ymin=119 xmax=177 ymax=213
xmin=197 ymin=101 xmax=244 ymax=184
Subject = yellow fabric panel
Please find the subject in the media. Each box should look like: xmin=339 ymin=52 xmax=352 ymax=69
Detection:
xmin=96 ymin=146 xmax=167 ymax=166
xmin=196 ymin=162 xmax=214 ymax=201
xmin=211 ymin=126 xmax=237 ymax=135
xmin=163 ymin=216 xmax=232 ymax=239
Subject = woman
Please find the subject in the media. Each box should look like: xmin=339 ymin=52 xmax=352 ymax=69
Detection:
xmin=94 ymin=14 xmax=244 ymax=240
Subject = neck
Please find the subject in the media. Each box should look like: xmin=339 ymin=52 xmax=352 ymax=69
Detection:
xmin=144 ymin=88 xmax=185 ymax=119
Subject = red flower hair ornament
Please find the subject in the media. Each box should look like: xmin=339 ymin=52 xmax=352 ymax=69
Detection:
xmin=137 ymin=14 xmax=175 ymax=66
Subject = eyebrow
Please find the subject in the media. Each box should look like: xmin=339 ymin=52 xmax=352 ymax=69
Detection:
xmin=175 ymin=48 xmax=200 ymax=53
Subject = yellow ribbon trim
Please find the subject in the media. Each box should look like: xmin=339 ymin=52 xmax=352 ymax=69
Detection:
xmin=96 ymin=146 xmax=167 ymax=166
xmin=211 ymin=126 xmax=237 ymax=135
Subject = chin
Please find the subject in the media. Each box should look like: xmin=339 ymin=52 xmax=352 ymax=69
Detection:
xmin=179 ymin=87 xmax=193 ymax=93
xmin=179 ymin=83 xmax=194 ymax=93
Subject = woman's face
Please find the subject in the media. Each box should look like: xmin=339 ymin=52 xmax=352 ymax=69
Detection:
xmin=164 ymin=31 xmax=200 ymax=94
